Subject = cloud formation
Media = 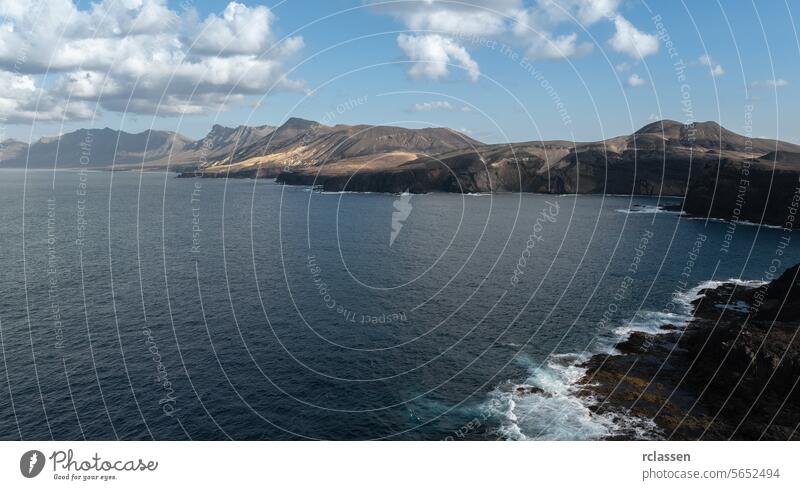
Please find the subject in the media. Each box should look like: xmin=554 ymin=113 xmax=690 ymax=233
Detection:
xmin=0 ymin=71 xmax=94 ymax=123
xmin=608 ymin=15 xmax=659 ymax=58
xmin=0 ymin=0 xmax=304 ymax=123
xmin=511 ymin=0 xmax=622 ymax=60
xmin=374 ymin=0 xmax=658 ymax=81
xmin=397 ymin=34 xmax=480 ymax=82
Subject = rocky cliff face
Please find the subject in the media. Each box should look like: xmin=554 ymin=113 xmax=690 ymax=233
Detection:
xmin=681 ymin=152 xmax=800 ymax=227
xmin=275 ymin=121 xmax=755 ymax=195
xmin=577 ymin=263 xmax=800 ymax=440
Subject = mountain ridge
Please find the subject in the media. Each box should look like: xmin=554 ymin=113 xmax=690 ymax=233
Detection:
xmin=0 ymin=118 xmax=481 ymax=171
xmin=0 ymin=128 xmax=193 ymax=168
xmin=271 ymin=119 xmax=800 ymax=227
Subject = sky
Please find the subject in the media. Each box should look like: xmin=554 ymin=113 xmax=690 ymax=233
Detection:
xmin=0 ymin=0 xmax=798 ymax=144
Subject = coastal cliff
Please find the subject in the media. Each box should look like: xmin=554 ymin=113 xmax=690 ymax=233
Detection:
xmin=681 ymin=153 xmax=800 ymax=228
xmin=577 ymin=263 xmax=800 ymax=440
xmin=272 ymin=120 xmax=800 ymax=227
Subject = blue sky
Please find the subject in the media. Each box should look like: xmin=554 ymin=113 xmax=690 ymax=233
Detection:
xmin=1 ymin=0 xmax=798 ymax=144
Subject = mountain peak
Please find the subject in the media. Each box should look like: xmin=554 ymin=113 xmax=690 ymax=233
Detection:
xmin=279 ymin=117 xmax=321 ymax=130
xmin=637 ymin=119 xmax=725 ymax=135
xmin=635 ymin=119 xmax=685 ymax=134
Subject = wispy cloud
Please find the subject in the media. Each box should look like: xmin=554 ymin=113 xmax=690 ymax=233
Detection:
xmin=698 ymin=55 xmax=724 ymax=77
xmin=751 ymin=79 xmax=789 ymax=89
xmin=411 ymin=100 xmax=471 ymax=112
xmin=626 ymin=73 xmax=646 ymax=88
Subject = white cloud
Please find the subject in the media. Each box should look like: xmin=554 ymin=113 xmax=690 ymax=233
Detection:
xmin=571 ymin=0 xmax=620 ymax=24
xmin=413 ymin=101 xmax=454 ymax=111
xmin=375 ymin=0 xmax=519 ymax=36
xmin=404 ymin=8 xmax=508 ymax=36
xmin=411 ymin=100 xmax=472 ymax=112
xmin=190 ymin=2 xmax=276 ymax=57
xmin=698 ymin=55 xmax=724 ymax=77
xmin=609 ymin=15 xmax=658 ymax=58
xmin=614 ymin=62 xmax=630 ymax=73
xmin=751 ymin=79 xmax=789 ymax=89
xmin=525 ymin=32 xmax=593 ymax=60
xmin=413 ymin=101 xmax=454 ymax=112
xmin=0 ymin=0 xmax=304 ymax=122
xmin=0 ymin=71 xmax=94 ymax=123
xmin=539 ymin=0 xmax=621 ymax=25
xmin=397 ymin=34 xmax=480 ymax=82
xmin=374 ymin=0 xmax=657 ymax=75
xmin=510 ymin=2 xmax=595 ymax=60
xmin=626 ymin=73 xmax=646 ymax=87
xmin=374 ymin=1 xmax=509 ymax=82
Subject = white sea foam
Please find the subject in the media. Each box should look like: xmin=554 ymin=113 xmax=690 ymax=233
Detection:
xmin=686 ymin=216 xmax=785 ymax=230
xmin=611 ymin=278 xmax=764 ymax=341
xmin=318 ymin=190 xmax=377 ymax=195
xmin=486 ymin=276 xmax=765 ymax=440
xmin=484 ymin=354 xmax=658 ymax=440
xmin=613 ymin=310 xmax=691 ymax=337
xmin=616 ymin=205 xmax=685 ymax=215
xmin=676 ymin=278 xmax=766 ymax=312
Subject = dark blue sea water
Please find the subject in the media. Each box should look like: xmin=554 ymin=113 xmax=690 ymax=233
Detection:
xmin=0 ymin=169 xmax=796 ymax=440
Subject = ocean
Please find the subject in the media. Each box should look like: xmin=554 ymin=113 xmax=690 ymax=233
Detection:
xmin=0 ymin=168 xmax=796 ymax=440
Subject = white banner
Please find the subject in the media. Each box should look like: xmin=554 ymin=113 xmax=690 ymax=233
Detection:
xmin=0 ymin=442 xmax=797 ymax=489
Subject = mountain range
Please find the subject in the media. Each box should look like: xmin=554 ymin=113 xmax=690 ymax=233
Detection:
xmin=2 ymin=118 xmax=799 ymax=227
xmin=0 ymin=117 xmax=478 ymax=174
xmin=277 ymin=118 xmax=800 ymax=228
xmin=0 ymin=128 xmax=192 ymax=168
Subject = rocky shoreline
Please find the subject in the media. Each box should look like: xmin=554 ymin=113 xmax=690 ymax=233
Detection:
xmin=577 ymin=264 xmax=800 ymax=440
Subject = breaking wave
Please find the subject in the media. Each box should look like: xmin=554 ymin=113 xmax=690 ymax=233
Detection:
xmin=483 ymin=277 xmax=765 ymax=440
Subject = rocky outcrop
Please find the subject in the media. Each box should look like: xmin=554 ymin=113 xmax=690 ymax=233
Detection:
xmin=578 ymin=263 xmax=800 ymax=440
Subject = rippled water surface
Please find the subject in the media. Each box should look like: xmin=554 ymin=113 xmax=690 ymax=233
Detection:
xmin=1 ymin=169 xmax=796 ymax=440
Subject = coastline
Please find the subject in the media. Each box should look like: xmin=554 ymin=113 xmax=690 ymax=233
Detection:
xmin=175 ymin=169 xmax=797 ymax=229
xmin=574 ymin=264 xmax=800 ymax=440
